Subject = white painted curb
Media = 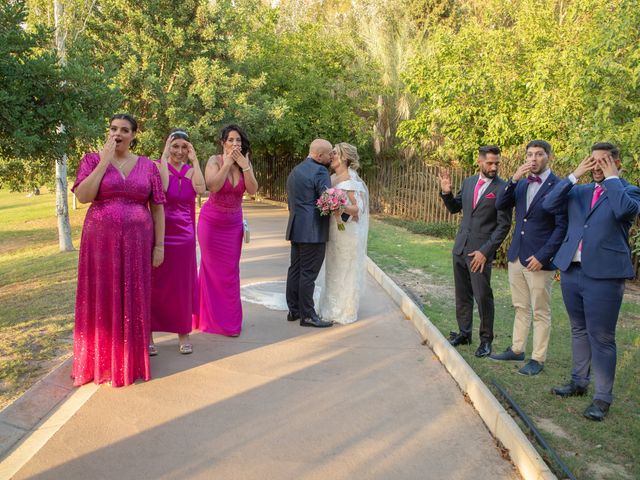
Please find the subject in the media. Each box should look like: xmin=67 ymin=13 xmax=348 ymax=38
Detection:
xmin=366 ymin=256 xmax=557 ymax=480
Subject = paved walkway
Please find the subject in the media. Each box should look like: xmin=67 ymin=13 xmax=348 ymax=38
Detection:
xmin=6 ymin=202 xmax=517 ymax=480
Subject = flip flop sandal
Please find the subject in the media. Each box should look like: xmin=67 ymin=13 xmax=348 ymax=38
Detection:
xmin=149 ymin=344 xmax=158 ymax=356
xmin=179 ymin=343 xmax=193 ymax=355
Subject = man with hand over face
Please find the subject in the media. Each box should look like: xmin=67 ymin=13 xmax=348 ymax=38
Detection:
xmin=543 ymin=143 xmax=640 ymax=421
xmin=493 ymin=140 xmax=567 ymax=376
xmin=439 ymin=145 xmax=512 ymax=358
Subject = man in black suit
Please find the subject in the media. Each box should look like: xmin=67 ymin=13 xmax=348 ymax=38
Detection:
xmin=439 ymin=145 xmax=512 ymax=357
xmin=285 ymin=139 xmax=334 ymax=328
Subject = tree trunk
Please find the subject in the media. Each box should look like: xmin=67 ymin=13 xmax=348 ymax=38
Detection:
xmin=55 ymin=0 xmax=74 ymax=251
xmin=56 ymin=154 xmax=74 ymax=251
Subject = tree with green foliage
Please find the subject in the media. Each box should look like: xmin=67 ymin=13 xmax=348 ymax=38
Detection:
xmin=74 ymin=0 xmax=379 ymax=163
xmin=0 ymin=1 xmax=69 ymax=191
xmin=399 ymin=0 xmax=640 ymax=181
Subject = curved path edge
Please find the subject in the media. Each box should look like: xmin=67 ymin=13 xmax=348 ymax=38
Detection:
xmin=366 ymin=256 xmax=557 ymax=480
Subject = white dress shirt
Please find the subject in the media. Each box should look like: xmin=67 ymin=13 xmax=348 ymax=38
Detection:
xmin=475 ymin=175 xmax=493 ymax=202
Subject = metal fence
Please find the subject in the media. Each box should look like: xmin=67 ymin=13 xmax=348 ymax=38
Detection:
xmin=253 ymin=155 xmax=471 ymax=226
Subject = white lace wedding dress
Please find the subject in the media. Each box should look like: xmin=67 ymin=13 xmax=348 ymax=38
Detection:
xmin=317 ymin=169 xmax=369 ymax=324
xmin=241 ymin=168 xmax=369 ymax=324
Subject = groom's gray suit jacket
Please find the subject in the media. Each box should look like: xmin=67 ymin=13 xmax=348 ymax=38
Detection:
xmin=286 ymin=157 xmax=331 ymax=243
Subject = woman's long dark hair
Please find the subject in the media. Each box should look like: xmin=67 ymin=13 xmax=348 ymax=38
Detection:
xmin=220 ymin=124 xmax=251 ymax=156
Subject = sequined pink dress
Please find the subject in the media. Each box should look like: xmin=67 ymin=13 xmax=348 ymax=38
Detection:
xmin=151 ymin=163 xmax=198 ymax=334
xmin=72 ymin=153 xmax=165 ymax=387
xmin=195 ymin=157 xmax=245 ymax=336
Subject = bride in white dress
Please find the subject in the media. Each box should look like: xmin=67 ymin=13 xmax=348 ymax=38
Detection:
xmin=317 ymin=143 xmax=369 ymax=324
xmin=240 ymin=143 xmax=369 ymax=324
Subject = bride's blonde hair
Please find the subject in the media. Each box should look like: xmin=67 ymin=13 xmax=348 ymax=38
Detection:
xmin=335 ymin=143 xmax=360 ymax=170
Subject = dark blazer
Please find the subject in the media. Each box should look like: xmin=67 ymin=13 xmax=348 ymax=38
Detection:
xmin=543 ymin=177 xmax=640 ymax=279
xmin=286 ymin=157 xmax=331 ymax=243
xmin=441 ymin=175 xmax=512 ymax=261
xmin=495 ymin=172 xmax=567 ymax=270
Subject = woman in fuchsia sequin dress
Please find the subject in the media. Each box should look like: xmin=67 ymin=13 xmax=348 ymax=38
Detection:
xmin=72 ymin=114 xmax=165 ymax=387
xmin=195 ymin=125 xmax=258 ymax=336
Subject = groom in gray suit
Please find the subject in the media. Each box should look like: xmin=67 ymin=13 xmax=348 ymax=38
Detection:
xmin=285 ymin=139 xmax=335 ymax=328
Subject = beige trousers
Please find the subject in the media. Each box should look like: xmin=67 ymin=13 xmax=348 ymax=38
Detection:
xmin=507 ymin=260 xmax=555 ymax=363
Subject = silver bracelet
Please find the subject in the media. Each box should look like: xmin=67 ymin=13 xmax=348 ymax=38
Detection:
xmin=242 ymin=165 xmax=251 ymax=172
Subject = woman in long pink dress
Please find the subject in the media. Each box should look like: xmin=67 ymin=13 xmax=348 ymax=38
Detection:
xmin=72 ymin=114 xmax=165 ymax=387
xmin=150 ymin=129 xmax=205 ymax=354
xmin=195 ymin=124 xmax=258 ymax=336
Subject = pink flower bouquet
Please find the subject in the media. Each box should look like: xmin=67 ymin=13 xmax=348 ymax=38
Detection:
xmin=316 ymin=187 xmax=348 ymax=230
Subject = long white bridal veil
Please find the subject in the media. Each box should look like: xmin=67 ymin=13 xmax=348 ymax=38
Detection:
xmin=240 ymin=280 xmax=322 ymax=311
xmin=350 ymin=167 xmax=369 ymax=292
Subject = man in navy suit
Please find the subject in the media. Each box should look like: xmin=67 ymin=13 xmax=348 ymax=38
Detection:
xmin=492 ymin=140 xmax=567 ymax=376
xmin=439 ymin=145 xmax=512 ymax=358
xmin=285 ymin=139 xmax=334 ymax=328
xmin=543 ymin=143 xmax=640 ymax=420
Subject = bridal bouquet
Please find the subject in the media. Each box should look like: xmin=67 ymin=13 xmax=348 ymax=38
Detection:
xmin=316 ymin=188 xmax=348 ymax=231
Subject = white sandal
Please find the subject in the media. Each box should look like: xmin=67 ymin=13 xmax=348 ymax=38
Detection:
xmin=149 ymin=344 xmax=158 ymax=356
xmin=179 ymin=343 xmax=193 ymax=355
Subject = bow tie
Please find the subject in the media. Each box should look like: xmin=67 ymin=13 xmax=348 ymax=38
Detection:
xmin=526 ymin=175 xmax=542 ymax=184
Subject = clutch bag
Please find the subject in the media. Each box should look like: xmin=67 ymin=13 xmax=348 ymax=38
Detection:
xmin=243 ymin=219 xmax=250 ymax=243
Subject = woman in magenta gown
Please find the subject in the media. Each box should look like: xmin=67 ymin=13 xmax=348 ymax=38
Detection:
xmin=72 ymin=114 xmax=166 ymax=387
xmin=150 ymin=129 xmax=205 ymax=354
xmin=195 ymin=124 xmax=258 ymax=336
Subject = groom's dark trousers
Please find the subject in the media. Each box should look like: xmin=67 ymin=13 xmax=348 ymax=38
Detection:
xmin=286 ymin=243 xmax=326 ymax=318
xmin=440 ymin=175 xmax=511 ymax=342
xmin=285 ymin=157 xmax=331 ymax=319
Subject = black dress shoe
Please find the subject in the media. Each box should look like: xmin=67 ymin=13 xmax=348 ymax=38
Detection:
xmin=300 ymin=315 xmax=333 ymax=328
xmin=551 ymin=381 xmax=588 ymax=398
xmin=474 ymin=341 xmax=491 ymax=358
xmin=583 ymin=400 xmax=610 ymax=421
xmin=287 ymin=312 xmax=300 ymax=322
xmin=449 ymin=333 xmax=472 ymax=347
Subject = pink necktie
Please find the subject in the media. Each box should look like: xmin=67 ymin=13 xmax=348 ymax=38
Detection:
xmin=473 ymin=178 xmax=486 ymax=209
xmin=591 ymin=184 xmax=603 ymax=209
xmin=580 ymin=185 xmax=605 ymax=252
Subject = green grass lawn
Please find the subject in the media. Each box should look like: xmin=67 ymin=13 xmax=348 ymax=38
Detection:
xmin=0 ymin=189 xmax=87 ymax=409
xmin=368 ymin=217 xmax=640 ymax=480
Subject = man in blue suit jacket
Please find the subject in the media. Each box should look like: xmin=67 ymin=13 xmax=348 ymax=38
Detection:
xmin=493 ymin=140 xmax=567 ymax=376
xmin=285 ymin=139 xmax=334 ymax=328
xmin=543 ymin=143 xmax=640 ymax=421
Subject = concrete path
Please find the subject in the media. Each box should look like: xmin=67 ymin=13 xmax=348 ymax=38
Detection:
xmin=7 ymin=202 xmax=517 ymax=480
